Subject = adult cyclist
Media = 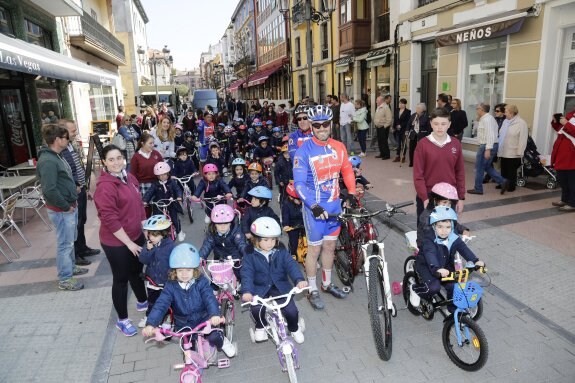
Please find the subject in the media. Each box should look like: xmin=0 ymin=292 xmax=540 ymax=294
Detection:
xmin=293 ymin=105 xmax=357 ymax=310
xmin=196 ymin=110 xmax=215 ymax=165
xmin=288 ymin=104 xmax=313 ymax=159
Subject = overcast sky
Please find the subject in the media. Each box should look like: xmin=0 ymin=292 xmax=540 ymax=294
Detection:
xmin=141 ymin=0 xmax=239 ymax=71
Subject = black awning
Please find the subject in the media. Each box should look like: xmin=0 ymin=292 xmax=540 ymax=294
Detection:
xmin=0 ymin=33 xmax=119 ymax=86
xmin=435 ymin=8 xmax=534 ymax=47
xmin=335 ymin=56 xmax=354 ymax=66
xmin=366 ymin=47 xmax=392 ymax=60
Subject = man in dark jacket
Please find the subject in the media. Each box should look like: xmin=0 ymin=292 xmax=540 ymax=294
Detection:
xmin=36 ymin=124 xmax=86 ymax=291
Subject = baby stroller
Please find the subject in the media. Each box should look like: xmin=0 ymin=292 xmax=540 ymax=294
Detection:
xmin=516 ymin=136 xmax=557 ymax=189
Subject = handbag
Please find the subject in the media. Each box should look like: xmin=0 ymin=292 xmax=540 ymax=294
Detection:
xmin=112 ymin=132 xmax=127 ymax=150
xmin=408 ymin=129 xmax=417 ymax=141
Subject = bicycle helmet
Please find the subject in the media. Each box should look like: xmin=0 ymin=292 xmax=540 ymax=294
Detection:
xmin=174 ymin=123 xmax=183 ymax=130
xmin=258 ymin=136 xmax=269 ymax=143
xmin=429 ymin=206 xmax=458 ymax=225
xmin=252 ymin=118 xmax=262 ymax=127
xmin=247 ymin=128 xmax=255 ymax=135
xmin=231 ymin=158 xmax=246 ymax=167
xmin=153 ymin=161 xmax=171 ymax=175
xmin=247 ymin=163 xmax=262 ymax=173
xmin=266 ymin=120 xmax=273 ymax=125
xmin=348 ymin=156 xmax=361 ymax=168
xmin=282 ymin=135 xmax=289 ymax=143
xmin=169 ymin=243 xmax=200 ymax=268
xmin=272 ymin=127 xmax=282 ymax=134
xmin=250 ymin=216 xmax=281 ymax=238
xmin=204 ymin=110 xmax=214 ymax=116
xmin=184 ymin=131 xmax=193 ymax=138
xmin=239 ymin=124 xmax=247 ymax=130
xmin=286 ymin=182 xmax=299 ymax=199
xmin=143 ymin=214 xmax=172 ymax=231
xmin=203 ymin=163 xmax=219 ymax=174
xmin=294 ymin=104 xmax=309 ymax=116
xmin=224 ymin=126 xmax=233 ymax=134
xmin=176 ymin=146 xmax=188 ymax=155
xmin=281 ymin=145 xmax=288 ymax=153
xmin=217 ymin=122 xmax=225 ymax=127
xmin=307 ymin=105 xmax=333 ymax=122
xmin=430 ymin=182 xmax=459 ymax=201
xmin=209 ymin=141 xmax=220 ymax=149
xmin=248 ymin=186 xmax=272 ymax=200
xmin=211 ymin=204 xmax=235 ymax=223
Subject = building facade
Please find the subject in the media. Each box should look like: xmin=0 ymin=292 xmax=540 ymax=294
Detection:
xmin=228 ymin=0 xmax=257 ymax=101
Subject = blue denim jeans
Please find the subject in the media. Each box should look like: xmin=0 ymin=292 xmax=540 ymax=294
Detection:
xmin=474 ymin=143 xmax=505 ymax=192
xmin=340 ymin=123 xmax=353 ymax=153
xmin=47 ymin=208 xmax=78 ymax=282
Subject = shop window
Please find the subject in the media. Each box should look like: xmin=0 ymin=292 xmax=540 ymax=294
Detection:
xmin=340 ymin=0 xmax=351 ymax=25
xmin=376 ymin=0 xmax=390 ymax=43
xmin=422 ymin=41 xmax=437 ymax=70
xmin=25 ymin=20 xmax=52 ymax=49
xmin=37 ymin=87 xmax=62 ymax=125
xmin=0 ymin=6 xmax=13 ymax=35
xmin=295 ymin=37 xmax=301 ymax=67
xmin=299 ymin=74 xmax=306 ymax=99
xmin=317 ymin=71 xmax=326 ymax=104
xmin=356 ymin=0 xmax=366 ymax=19
xmin=89 ymin=85 xmax=116 ymax=121
xmin=321 ymin=23 xmax=328 ymax=60
xmin=463 ymin=36 xmax=506 ymax=139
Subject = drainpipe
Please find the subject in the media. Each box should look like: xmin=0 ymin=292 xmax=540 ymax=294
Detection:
xmin=393 ymin=22 xmax=401 ymax=109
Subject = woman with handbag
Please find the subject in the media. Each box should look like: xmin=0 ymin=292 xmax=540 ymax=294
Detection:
xmin=406 ymin=103 xmax=431 ymax=167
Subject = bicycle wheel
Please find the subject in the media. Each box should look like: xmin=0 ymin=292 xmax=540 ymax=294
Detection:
xmin=442 ymin=315 xmax=488 ymax=371
xmin=186 ymin=199 xmax=194 ymax=224
xmin=220 ymin=298 xmax=234 ymax=342
xmin=402 ymin=271 xmax=421 ymax=316
xmin=334 ymin=230 xmax=353 ymax=286
xmin=403 ymin=255 xmax=416 ymax=274
xmin=367 ymin=257 xmax=392 ymax=361
xmin=284 ymin=351 xmax=299 ymax=383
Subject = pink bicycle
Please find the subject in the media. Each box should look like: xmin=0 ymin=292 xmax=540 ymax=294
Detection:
xmin=145 ymin=321 xmax=230 ymax=383
xmin=147 ymin=198 xmax=179 ymax=240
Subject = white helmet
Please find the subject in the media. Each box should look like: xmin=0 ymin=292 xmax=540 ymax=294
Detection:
xmin=307 ymin=105 xmax=333 ymax=122
xmin=250 ymin=217 xmax=281 ymax=238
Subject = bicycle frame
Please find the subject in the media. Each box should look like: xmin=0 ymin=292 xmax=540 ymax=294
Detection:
xmin=149 ymin=199 xmax=177 ymax=240
xmin=362 ymin=241 xmax=396 ymax=317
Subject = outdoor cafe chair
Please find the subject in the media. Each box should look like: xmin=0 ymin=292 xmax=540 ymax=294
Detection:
xmin=15 ymin=182 xmax=53 ymax=230
xmin=0 ymin=192 xmax=31 ymax=262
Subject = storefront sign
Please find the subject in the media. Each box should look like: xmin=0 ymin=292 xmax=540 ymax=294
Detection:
xmin=435 ymin=16 xmax=525 ymax=47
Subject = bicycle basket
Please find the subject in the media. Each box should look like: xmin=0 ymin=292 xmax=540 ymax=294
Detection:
xmin=263 ymin=157 xmax=274 ymax=165
xmin=452 ymin=281 xmax=483 ymax=309
xmin=207 ymin=262 xmax=236 ymax=286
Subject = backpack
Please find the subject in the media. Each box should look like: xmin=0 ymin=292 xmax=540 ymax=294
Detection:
xmin=112 ymin=132 xmax=126 ymax=150
xmin=365 ymin=108 xmax=372 ymax=125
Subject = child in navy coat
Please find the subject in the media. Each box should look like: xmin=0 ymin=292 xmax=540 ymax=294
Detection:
xmin=281 ymin=182 xmax=305 ymax=260
xmin=240 ymin=186 xmax=280 ymax=239
xmin=173 ymin=146 xmax=197 ymax=194
xmin=191 ymin=163 xmax=232 ymax=224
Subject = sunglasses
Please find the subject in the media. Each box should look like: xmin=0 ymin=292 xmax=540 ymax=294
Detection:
xmin=495 ymin=110 xmax=501 ymax=113
xmin=296 ymin=117 xmax=308 ymax=121
xmin=312 ymin=121 xmax=331 ymax=129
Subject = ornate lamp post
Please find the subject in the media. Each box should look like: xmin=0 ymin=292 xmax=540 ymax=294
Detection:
xmin=137 ymin=45 xmax=172 ymax=106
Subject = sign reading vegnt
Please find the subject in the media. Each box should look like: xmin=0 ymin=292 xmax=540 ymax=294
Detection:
xmin=0 ymin=50 xmax=41 ymax=73
xmin=435 ymin=17 xmax=526 ymax=47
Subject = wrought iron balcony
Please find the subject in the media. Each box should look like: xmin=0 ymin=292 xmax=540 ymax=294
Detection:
xmin=291 ymin=1 xmax=304 ymax=27
xmin=65 ymin=13 xmax=126 ymax=66
xmin=418 ymin=0 xmax=439 ymax=7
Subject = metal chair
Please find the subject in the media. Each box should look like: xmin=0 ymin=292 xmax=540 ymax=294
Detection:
xmin=15 ymin=182 xmax=53 ymax=230
xmin=0 ymin=192 xmax=32 ymax=262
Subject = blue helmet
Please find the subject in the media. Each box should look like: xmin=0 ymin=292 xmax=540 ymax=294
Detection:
xmin=248 ymin=186 xmax=272 ymax=200
xmin=272 ymin=127 xmax=282 ymax=133
xmin=217 ymin=123 xmax=226 ymax=127
xmin=248 ymin=128 xmax=255 ymax=135
xmin=143 ymin=215 xmax=171 ymax=231
xmin=429 ymin=206 xmax=458 ymax=225
xmin=258 ymin=136 xmax=269 ymax=143
xmin=348 ymin=156 xmax=361 ymax=168
xmin=266 ymin=120 xmax=273 ymax=125
xmin=253 ymin=120 xmax=263 ymax=127
xmin=307 ymin=105 xmax=333 ymax=122
xmin=169 ymin=243 xmax=200 ymax=268
xmin=231 ymin=158 xmax=246 ymax=167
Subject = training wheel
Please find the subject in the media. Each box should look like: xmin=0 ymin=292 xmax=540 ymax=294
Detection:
xmin=298 ymin=317 xmax=306 ymax=333
xmin=249 ymin=328 xmax=256 ymax=343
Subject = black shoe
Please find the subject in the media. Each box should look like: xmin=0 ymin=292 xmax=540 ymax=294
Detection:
xmin=75 ymin=257 xmax=91 ymax=266
xmin=467 ymin=189 xmax=483 ymax=195
xmin=500 ymin=181 xmax=508 ymax=195
xmin=79 ymin=248 xmax=101 ymax=257
xmin=482 ymin=175 xmax=491 ymax=184
xmin=381 ymin=157 xmax=390 ymax=160
xmin=308 ymin=291 xmax=325 ymax=310
xmin=495 ymin=185 xmax=502 ymax=189
xmin=321 ymin=283 xmax=348 ymax=299
xmin=375 ymin=155 xmax=383 ymax=159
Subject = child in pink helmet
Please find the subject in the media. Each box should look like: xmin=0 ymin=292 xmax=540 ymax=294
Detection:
xmin=191 ymin=163 xmax=233 ymax=224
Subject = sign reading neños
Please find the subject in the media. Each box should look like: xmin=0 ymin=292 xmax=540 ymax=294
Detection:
xmin=435 ymin=17 xmax=526 ymax=47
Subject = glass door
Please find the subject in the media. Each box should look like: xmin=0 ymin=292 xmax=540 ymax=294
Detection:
xmin=0 ymin=89 xmax=32 ymax=166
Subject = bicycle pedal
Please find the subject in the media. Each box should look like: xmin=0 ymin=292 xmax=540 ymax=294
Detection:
xmin=218 ymin=358 xmax=231 ymax=368
xmin=173 ymin=363 xmax=185 ymax=370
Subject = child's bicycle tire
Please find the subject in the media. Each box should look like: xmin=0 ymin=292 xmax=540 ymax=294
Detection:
xmin=442 ymin=315 xmax=488 ymax=371
xmin=220 ymin=298 xmax=234 ymax=342
xmin=402 ymin=271 xmax=421 ymax=316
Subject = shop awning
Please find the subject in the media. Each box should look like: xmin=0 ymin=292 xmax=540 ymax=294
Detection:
xmin=245 ymin=63 xmax=283 ymax=87
xmin=435 ymin=7 xmax=537 ymax=47
xmin=366 ymin=47 xmax=392 ymax=68
xmin=228 ymin=78 xmax=245 ymax=92
xmin=335 ymin=56 xmax=354 ymax=66
xmin=0 ymin=33 xmax=119 ymax=86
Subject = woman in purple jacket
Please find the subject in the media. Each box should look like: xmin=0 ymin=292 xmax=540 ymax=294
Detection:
xmin=94 ymin=144 xmax=148 ymax=337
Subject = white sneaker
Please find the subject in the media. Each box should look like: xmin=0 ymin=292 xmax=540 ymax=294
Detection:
xmin=291 ymin=328 xmax=304 ymax=344
xmin=138 ymin=316 xmax=147 ymax=328
xmin=254 ymin=328 xmax=268 ymax=342
xmin=359 ymin=152 xmax=366 ymax=157
xmin=409 ymin=284 xmax=421 ymax=307
xmin=177 ymin=232 xmax=186 ymax=242
xmin=221 ymin=337 xmax=236 ymax=357
xmin=204 ymin=216 xmax=211 ymax=224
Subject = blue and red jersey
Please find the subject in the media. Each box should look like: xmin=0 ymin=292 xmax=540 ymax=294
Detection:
xmin=288 ymin=129 xmax=313 ymax=159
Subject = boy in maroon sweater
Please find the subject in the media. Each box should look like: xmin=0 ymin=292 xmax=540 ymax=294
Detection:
xmin=413 ymin=108 xmax=466 ymax=219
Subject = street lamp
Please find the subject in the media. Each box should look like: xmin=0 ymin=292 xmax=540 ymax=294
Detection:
xmin=137 ymin=44 xmax=172 ymax=106
xmin=213 ymin=64 xmax=227 ymax=102
xmin=279 ymin=1 xmax=293 ymax=102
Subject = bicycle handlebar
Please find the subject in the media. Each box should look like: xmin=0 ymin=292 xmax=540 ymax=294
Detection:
xmin=145 ymin=320 xmax=220 ymax=343
xmin=439 ymin=264 xmax=487 ymax=282
xmin=387 ymin=201 xmax=414 ymax=210
xmin=148 ymin=198 xmax=178 ymax=208
xmin=241 ymin=286 xmax=310 ymax=310
xmin=284 ymin=225 xmax=305 ymax=232
xmin=173 ymin=174 xmax=198 ymax=184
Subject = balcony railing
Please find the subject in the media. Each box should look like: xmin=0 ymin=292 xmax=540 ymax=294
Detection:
xmin=291 ymin=1 xmax=304 ymax=27
xmin=418 ymin=0 xmax=439 ymax=7
xmin=66 ymin=13 xmax=126 ymax=65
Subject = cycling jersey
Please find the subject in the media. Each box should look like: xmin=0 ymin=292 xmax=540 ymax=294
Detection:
xmin=288 ymin=129 xmax=313 ymax=159
xmin=197 ymin=120 xmax=215 ymax=161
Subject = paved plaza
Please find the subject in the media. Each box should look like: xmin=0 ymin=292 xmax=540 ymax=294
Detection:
xmin=0 ymin=156 xmax=574 ymax=383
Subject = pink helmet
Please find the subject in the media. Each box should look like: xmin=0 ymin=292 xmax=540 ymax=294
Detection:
xmin=153 ymin=161 xmax=171 ymax=176
xmin=210 ymin=204 xmax=235 ymax=223
xmin=430 ymin=182 xmax=458 ymax=201
xmin=203 ymin=163 xmax=218 ymax=174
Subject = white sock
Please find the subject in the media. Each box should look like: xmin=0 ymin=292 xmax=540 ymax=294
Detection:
xmin=307 ymin=276 xmax=318 ymax=292
xmin=322 ymin=269 xmax=332 ymax=287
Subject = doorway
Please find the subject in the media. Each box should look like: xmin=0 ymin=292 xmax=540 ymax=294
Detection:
xmin=558 ymin=26 xmax=575 ymax=113
xmin=420 ymin=41 xmax=437 ymax=110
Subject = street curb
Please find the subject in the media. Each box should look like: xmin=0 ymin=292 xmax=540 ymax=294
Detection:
xmin=91 ymin=306 xmax=118 ymax=383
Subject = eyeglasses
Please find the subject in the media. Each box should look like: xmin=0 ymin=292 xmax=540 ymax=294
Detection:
xmin=311 ymin=121 xmax=331 ymax=129
xmin=296 ymin=117 xmax=308 ymax=121
xmin=495 ymin=110 xmax=501 ymax=113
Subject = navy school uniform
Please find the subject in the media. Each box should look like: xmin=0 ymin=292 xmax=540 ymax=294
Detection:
xmin=199 ymin=222 xmax=250 ymax=281
xmin=205 ymin=155 xmax=226 ymax=177
xmin=194 ymin=178 xmax=231 ymax=215
xmin=139 ymin=237 xmax=176 ymax=315
xmin=253 ymin=145 xmax=275 ymax=161
xmin=228 ymin=174 xmax=247 ymax=198
xmin=143 ymin=178 xmax=183 ymax=234
xmin=240 ymin=205 xmax=280 ymax=236
xmin=172 ymin=158 xmax=197 ymax=193
xmin=281 ymin=199 xmax=304 ymax=256
xmin=274 ymin=155 xmax=293 ymax=186
xmin=240 ymin=176 xmax=269 ymax=199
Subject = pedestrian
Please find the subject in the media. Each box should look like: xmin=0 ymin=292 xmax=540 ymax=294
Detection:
xmin=339 ymin=94 xmax=355 ymax=154
xmin=406 ymin=103 xmax=431 ymax=167
xmin=393 ymin=98 xmax=411 ymax=162
xmin=448 ymin=98 xmax=468 ymax=140
xmin=118 ymin=115 xmax=140 ymax=168
xmin=94 ymin=144 xmax=149 ymax=337
xmin=498 ymin=104 xmax=528 ymax=193
xmin=374 ymin=95 xmax=393 ymax=160
xmin=153 ymin=116 xmax=176 ymax=162
xmin=59 ymin=119 xmax=101 ymax=267
xmin=276 ymin=103 xmax=289 ymax=131
xmin=484 ymin=103 xmax=507 ymax=184
xmin=413 ymin=108 xmax=466 ymax=220
xmin=293 ymin=105 xmax=357 ymax=310
xmin=550 ymin=107 xmax=575 ymax=211
xmin=352 ymin=99 xmax=369 ymax=157
xmin=115 ymin=105 xmax=125 ymax=128
xmin=36 ymin=124 xmax=86 ymax=291
xmin=467 ymin=103 xmax=507 ymax=195
xmin=130 ymin=132 xmax=163 ymax=201
xmin=330 ymin=95 xmax=340 ymax=141
xmin=436 ymin=93 xmax=452 ymax=112
xmin=181 ymin=108 xmax=197 ymax=133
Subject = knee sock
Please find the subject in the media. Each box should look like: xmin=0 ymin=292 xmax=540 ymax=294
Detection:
xmin=322 ymin=269 xmax=332 ymax=287
xmin=307 ymin=276 xmax=318 ymax=292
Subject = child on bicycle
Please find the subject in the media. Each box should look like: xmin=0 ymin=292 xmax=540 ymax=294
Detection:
xmin=205 ymin=142 xmax=226 ymax=177
xmin=412 ymin=207 xmax=484 ymax=311
xmin=417 ymin=182 xmax=470 ymax=250
xmin=274 ymin=145 xmax=293 ymax=204
xmin=270 ymin=127 xmax=284 ymax=154
xmin=240 ymin=186 xmax=280 ymax=240
xmin=138 ymin=215 xmax=176 ymax=328
xmin=191 ymin=164 xmax=233 ymax=224
xmin=173 ymin=146 xmax=197 ymax=194
xmin=241 ymin=217 xmax=308 ymax=343
xmin=239 ymin=163 xmax=269 ymax=201
xmin=228 ymin=158 xmax=248 ymax=198
xmin=143 ymin=162 xmax=185 ymax=242
xmin=142 ymin=244 xmax=236 ymax=358
xmin=282 ymin=182 xmax=305 ymax=261
xmin=199 ymin=204 xmax=249 ymax=280
xmin=253 ymin=136 xmax=275 ymax=163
